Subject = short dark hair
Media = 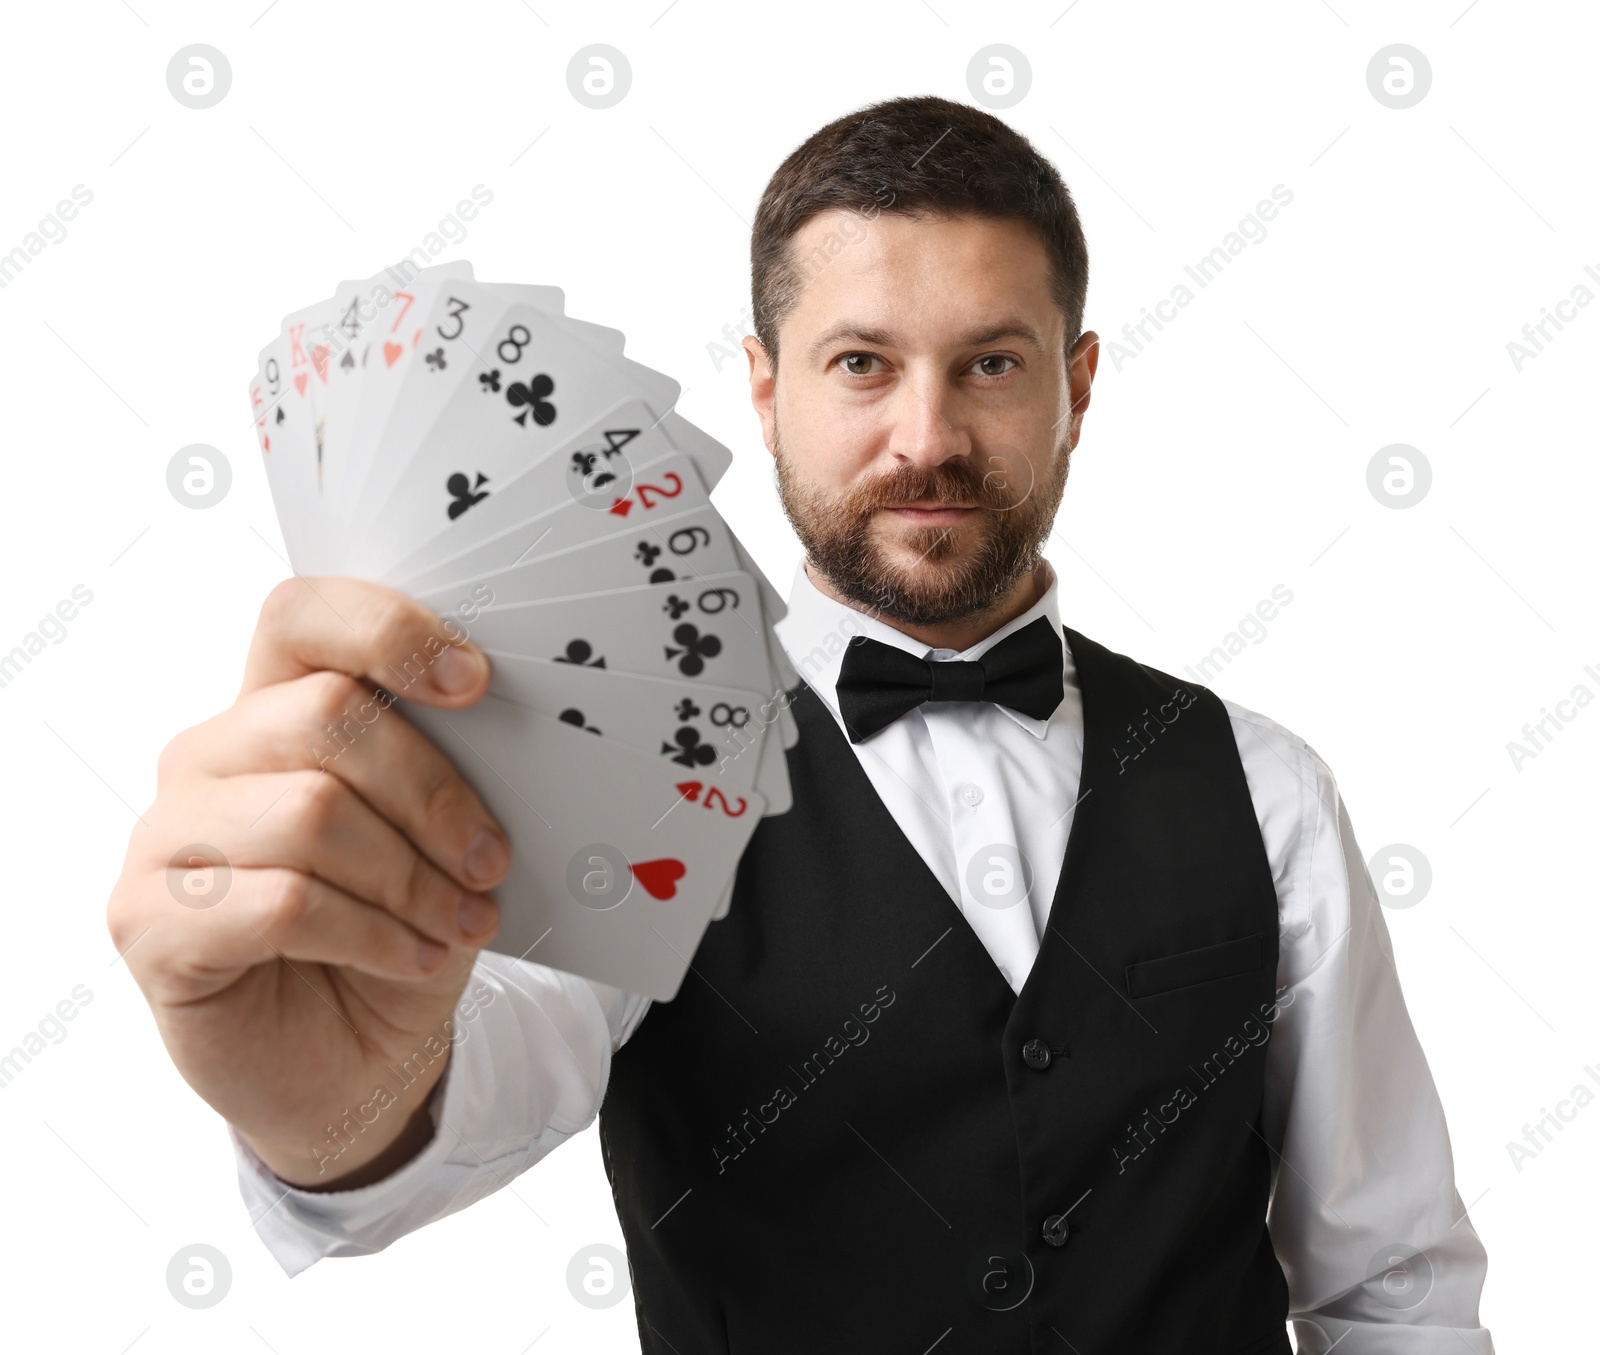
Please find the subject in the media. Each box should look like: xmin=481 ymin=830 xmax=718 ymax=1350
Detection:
xmin=750 ymin=94 xmax=1090 ymax=364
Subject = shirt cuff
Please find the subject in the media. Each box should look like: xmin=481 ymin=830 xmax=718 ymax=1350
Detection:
xmin=1292 ymin=1316 xmax=1495 ymax=1354
xmin=228 ymin=1043 xmax=463 ymax=1277
xmin=228 ymin=953 xmax=620 ymax=1276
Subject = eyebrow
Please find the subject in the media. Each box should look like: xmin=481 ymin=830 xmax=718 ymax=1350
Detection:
xmin=805 ymin=318 xmax=1048 ymax=362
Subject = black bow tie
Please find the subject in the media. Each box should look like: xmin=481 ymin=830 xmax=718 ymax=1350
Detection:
xmin=835 ymin=615 xmax=1065 ymax=743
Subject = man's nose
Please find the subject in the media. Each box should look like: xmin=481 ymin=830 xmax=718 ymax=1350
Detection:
xmin=886 ymin=369 xmax=971 ymax=469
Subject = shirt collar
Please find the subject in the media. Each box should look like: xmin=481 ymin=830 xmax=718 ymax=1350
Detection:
xmin=773 ymin=559 xmax=1064 ymax=740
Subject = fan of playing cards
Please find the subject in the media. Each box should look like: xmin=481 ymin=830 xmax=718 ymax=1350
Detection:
xmin=248 ymin=261 xmax=796 ymax=1000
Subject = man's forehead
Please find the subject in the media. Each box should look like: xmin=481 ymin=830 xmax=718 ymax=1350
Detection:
xmin=789 ymin=207 xmax=1048 ymax=264
xmin=800 ymin=317 xmax=1053 ymax=363
xmin=783 ymin=210 xmax=1061 ymax=348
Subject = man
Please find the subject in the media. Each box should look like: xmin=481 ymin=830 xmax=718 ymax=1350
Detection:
xmin=108 ymin=96 xmax=1494 ymax=1352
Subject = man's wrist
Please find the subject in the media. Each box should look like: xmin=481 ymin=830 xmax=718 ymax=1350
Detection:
xmin=240 ymin=1052 xmax=451 ymax=1192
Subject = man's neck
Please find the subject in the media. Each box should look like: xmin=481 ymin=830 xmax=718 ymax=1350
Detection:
xmin=804 ymin=558 xmax=1051 ymax=654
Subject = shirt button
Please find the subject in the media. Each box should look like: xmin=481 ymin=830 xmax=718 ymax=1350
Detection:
xmin=1041 ymin=1214 xmax=1071 ymax=1248
xmin=1022 ymin=1039 xmax=1052 ymax=1071
xmin=959 ymin=784 xmax=984 ymax=807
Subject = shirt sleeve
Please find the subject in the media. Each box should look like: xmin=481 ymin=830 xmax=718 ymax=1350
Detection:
xmin=230 ymin=950 xmax=652 ymax=1277
xmin=1226 ymin=701 xmax=1495 ymax=1353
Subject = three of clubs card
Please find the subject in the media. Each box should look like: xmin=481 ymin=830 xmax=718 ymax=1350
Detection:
xmin=249 ymin=261 xmax=797 ymax=999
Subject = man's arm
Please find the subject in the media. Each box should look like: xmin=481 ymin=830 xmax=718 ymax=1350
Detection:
xmin=1228 ymin=704 xmax=1494 ymax=1353
xmin=233 ymin=953 xmax=650 ymax=1276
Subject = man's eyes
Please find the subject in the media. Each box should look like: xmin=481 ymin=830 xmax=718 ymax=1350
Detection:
xmin=831 ymin=353 xmax=1019 ymax=377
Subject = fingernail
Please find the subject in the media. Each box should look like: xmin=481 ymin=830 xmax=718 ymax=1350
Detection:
xmin=432 ymin=644 xmax=485 ymax=696
xmin=457 ymin=893 xmax=497 ymax=937
xmin=418 ymin=936 xmax=449 ymax=970
xmin=465 ymin=828 xmax=509 ymax=885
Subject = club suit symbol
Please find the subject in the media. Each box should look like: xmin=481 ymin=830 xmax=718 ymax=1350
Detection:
xmin=507 ymin=373 xmax=557 ymax=427
xmin=572 ymin=448 xmax=621 ymax=489
xmin=566 ymin=441 xmax=634 ymax=510
xmin=665 ymin=624 xmax=720 ymax=677
xmin=635 ymin=541 xmax=675 ymax=583
xmin=662 ymin=727 xmax=717 ymax=768
xmin=555 ymin=639 xmax=606 ymax=668
xmin=446 ymin=471 xmax=490 ymax=520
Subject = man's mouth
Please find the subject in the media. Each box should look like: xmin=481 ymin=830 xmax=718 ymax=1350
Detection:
xmin=880 ymin=501 xmax=981 ymax=525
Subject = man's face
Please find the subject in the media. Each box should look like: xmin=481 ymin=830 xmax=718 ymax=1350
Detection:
xmin=745 ymin=210 xmax=1098 ymax=627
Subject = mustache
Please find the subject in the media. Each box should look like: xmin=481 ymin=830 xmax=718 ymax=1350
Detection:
xmin=840 ymin=458 xmax=1019 ymax=518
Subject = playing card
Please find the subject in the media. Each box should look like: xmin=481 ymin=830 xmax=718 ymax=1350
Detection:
xmin=483 ymin=652 xmax=785 ymax=811
xmin=262 ymin=303 xmax=346 ymax=573
xmin=347 ymin=281 xmax=678 ymax=566
xmin=279 ymin=297 xmax=337 ymax=508
xmin=340 ymin=282 xmax=517 ymax=556
xmin=331 ymin=261 xmax=481 ymax=531
xmin=350 ymin=286 xmax=697 ymax=578
xmin=418 ymin=505 xmax=737 ymax=611
xmin=450 ymin=570 xmax=777 ymax=695
xmin=399 ymin=695 xmax=764 ymax=999
xmin=384 ymin=400 xmax=730 ymax=593
xmin=486 ymin=280 xmax=625 ymax=354
xmin=318 ymin=268 xmax=415 ymax=513
xmin=729 ymin=538 xmax=800 ymax=749
xmin=249 ymin=332 xmax=322 ymax=569
xmin=657 ymin=411 xmax=741 ymax=491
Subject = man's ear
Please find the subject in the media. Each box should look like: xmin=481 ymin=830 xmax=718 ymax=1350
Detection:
xmin=744 ymin=336 xmax=778 ymax=457
xmin=1064 ymin=330 xmax=1100 ymax=452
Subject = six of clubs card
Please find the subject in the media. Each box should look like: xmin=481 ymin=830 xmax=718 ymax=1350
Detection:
xmin=249 ymin=261 xmax=795 ymax=999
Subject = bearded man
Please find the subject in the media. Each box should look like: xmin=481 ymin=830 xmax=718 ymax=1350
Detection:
xmin=110 ymin=95 xmax=1494 ymax=1354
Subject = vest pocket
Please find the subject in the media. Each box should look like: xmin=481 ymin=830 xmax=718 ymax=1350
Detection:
xmin=1124 ymin=933 xmax=1267 ymax=999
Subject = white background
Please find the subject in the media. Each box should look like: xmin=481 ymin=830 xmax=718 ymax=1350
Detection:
xmin=0 ymin=1 xmax=1594 ymax=1350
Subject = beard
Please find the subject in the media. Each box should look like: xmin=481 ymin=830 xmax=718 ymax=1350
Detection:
xmin=774 ymin=428 xmax=1071 ymax=628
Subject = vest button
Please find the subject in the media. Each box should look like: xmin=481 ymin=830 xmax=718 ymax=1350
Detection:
xmin=1041 ymin=1213 xmax=1071 ymax=1247
xmin=1022 ymin=1038 xmax=1052 ymax=1071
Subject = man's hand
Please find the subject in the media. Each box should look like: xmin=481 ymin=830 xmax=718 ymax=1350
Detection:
xmin=106 ymin=578 xmax=508 ymax=1188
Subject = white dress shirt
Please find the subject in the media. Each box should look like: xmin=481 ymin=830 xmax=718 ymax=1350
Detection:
xmin=232 ymin=561 xmax=1494 ymax=1353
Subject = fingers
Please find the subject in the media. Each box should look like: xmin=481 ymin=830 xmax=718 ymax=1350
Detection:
xmin=141 ymin=866 xmax=467 ymax=984
xmin=241 ymin=577 xmax=489 ymax=708
xmin=123 ymin=577 xmax=510 ymax=1001
xmin=169 ymin=672 xmax=510 ymax=893
xmin=148 ymin=771 xmax=500 ymax=951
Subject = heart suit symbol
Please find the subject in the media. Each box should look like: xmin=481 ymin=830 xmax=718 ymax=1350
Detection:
xmin=383 ymin=341 xmax=403 ymax=367
xmin=629 ymin=858 xmax=686 ymax=900
xmin=293 ymin=373 xmax=308 ymax=396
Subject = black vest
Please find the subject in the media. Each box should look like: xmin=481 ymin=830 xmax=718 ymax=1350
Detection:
xmin=599 ymin=628 xmax=1292 ymax=1354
